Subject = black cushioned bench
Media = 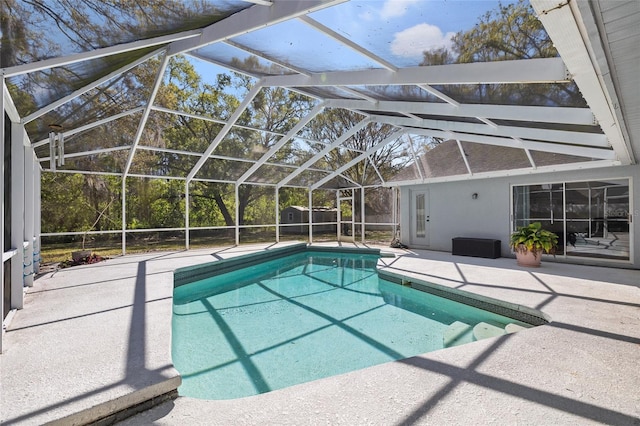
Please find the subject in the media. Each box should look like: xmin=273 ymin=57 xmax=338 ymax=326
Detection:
xmin=452 ymin=237 xmax=501 ymax=259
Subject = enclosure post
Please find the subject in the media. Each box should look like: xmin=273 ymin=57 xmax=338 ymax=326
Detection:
xmin=392 ymin=186 xmax=398 ymax=240
xmin=1 ymin=79 xmax=4 ymax=352
xmin=336 ymin=190 xmax=341 ymax=241
xmin=308 ymin=190 xmax=313 ymax=244
xmin=34 ymin=164 xmax=41 ymax=274
xmin=23 ymin=135 xmax=35 ymax=287
xmin=361 ymin=188 xmax=365 ymax=244
xmin=121 ymin=178 xmax=126 ymax=255
xmin=185 ymin=180 xmax=190 ymax=250
xmin=275 ymin=187 xmax=280 ymax=243
xmin=11 ymin=120 xmax=25 ymax=309
xmin=235 ymin=184 xmax=240 ymax=245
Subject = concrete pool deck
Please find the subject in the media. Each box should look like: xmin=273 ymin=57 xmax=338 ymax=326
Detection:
xmin=1 ymin=242 xmax=639 ymax=425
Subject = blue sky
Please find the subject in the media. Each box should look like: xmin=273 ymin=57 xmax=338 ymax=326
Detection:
xmin=309 ymin=0 xmax=509 ymax=64
xmin=188 ymin=0 xmax=512 ymax=85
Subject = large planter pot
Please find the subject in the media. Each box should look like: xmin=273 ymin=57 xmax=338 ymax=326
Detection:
xmin=515 ymin=246 xmax=541 ymax=267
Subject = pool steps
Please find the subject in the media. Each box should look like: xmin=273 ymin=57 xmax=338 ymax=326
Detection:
xmin=444 ymin=321 xmax=525 ymax=348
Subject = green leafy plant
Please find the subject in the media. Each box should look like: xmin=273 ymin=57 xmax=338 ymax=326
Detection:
xmin=509 ymin=222 xmax=558 ymax=258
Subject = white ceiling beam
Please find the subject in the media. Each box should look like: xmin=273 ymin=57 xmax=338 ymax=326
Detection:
xmin=369 ymin=114 xmax=608 ymax=147
xmin=311 ymin=130 xmax=404 ymax=190
xmin=186 ymin=82 xmax=264 ymax=181
xmin=327 ymin=99 xmax=596 ymax=125
xmin=151 ymin=105 xmax=287 ymax=139
xmin=3 ymin=80 xmax=20 ymax=122
xmin=243 ymin=0 xmax=273 ymax=5
xmin=123 ymin=53 xmax=170 ymax=177
xmin=223 ymin=39 xmax=312 ymax=76
xmin=237 ymin=103 xmax=325 ymax=184
xmin=39 ymin=145 xmax=130 ymax=163
xmin=32 ymin=107 xmax=145 ymax=148
xmin=531 ymin=0 xmax=634 ymax=165
xmin=21 ymin=49 xmax=161 ymax=125
xmin=2 ymin=31 xmax=200 ymax=77
xmin=416 ymin=84 xmax=460 ymax=106
xmin=406 ymin=135 xmax=424 ymax=181
xmin=405 ymin=128 xmax=616 ymax=160
xmin=367 ymin=155 xmax=386 ymax=185
xmin=455 ymin=139 xmax=473 ymax=175
xmin=167 ymin=0 xmax=346 ymax=56
xmin=278 ymin=118 xmax=370 ymax=188
xmin=39 ymin=168 xmax=123 ymax=177
xmin=297 ymin=16 xmax=398 ymax=71
xmin=262 ymin=57 xmax=569 ymax=87
xmin=388 ymin=159 xmax=621 ymax=187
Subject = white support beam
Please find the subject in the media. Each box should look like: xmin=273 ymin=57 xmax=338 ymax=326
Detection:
xmin=245 ymin=0 xmax=273 ymax=6
xmin=416 ymin=84 xmax=460 ymax=106
xmin=2 ymin=31 xmax=200 ymax=77
xmin=151 ymin=105 xmax=287 ymax=139
xmin=455 ymin=139 xmax=473 ymax=175
xmin=367 ymin=155 xmax=386 ymax=185
xmin=0 ymin=80 xmax=4 ymax=351
xmin=32 ymin=107 xmax=144 ymax=148
xmin=23 ymin=145 xmax=36 ymax=287
xmin=369 ymin=113 xmax=607 ymax=147
xmin=328 ymin=99 xmax=596 ymax=126
xmin=278 ymin=118 xmax=370 ymax=188
xmin=311 ymin=131 xmax=404 ymax=190
xmin=167 ymin=0 xmax=345 ymax=56
xmin=297 ymin=15 xmax=398 ymax=71
xmin=531 ymin=0 xmax=634 ymax=165
xmin=388 ymin=159 xmax=621 ymax=187
xmin=39 ymin=145 xmax=130 ymax=164
xmin=237 ymin=103 xmax=325 ymax=184
xmin=235 ymin=184 xmax=240 ymax=245
xmin=121 ymin=178 xmax=126 ymax=255
xmin=407 ymin=135 xmax=424 ymax=181
xmin=123 ymin=53 xmax=169 ymax=177
xmin=21 ymin=49 xmax=161 ymax=125
xmin=275 ymin=187 xmax=280 ymax=242
xmin=185 ymin=181 xmax=190 ymax=250
xmin=11 ymin=120 xmax=25 ymax=310
xmin=3 ymin=80 xmax=20 ymax=122
xmin=224 ymin=40 xmax=312 ymax=76
xmin=308 ymin=190 xmax=313 ymax=243
xmin=34 ymin=162 xmax=41 ymax=274
xmin=406 ymin=128 xmax=616 ymax=160
xmin=186 ymin=82 xmax=264 ymax=182
xmin=262 ymin=57 xmax=569 ymax=87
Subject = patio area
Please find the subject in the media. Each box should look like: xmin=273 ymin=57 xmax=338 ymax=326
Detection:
xmin=1 ymin=242 xmax=639 ymax=425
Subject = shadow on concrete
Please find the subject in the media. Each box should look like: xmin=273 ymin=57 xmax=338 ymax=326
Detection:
xmin=3 ymin=260 xmax=174 ymax=424
xmin=395 ymin=334 xmax=639 ymax=426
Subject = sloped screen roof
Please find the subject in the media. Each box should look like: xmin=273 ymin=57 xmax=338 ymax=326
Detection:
xmin=1 ymin=0 xmax=625 ymax=190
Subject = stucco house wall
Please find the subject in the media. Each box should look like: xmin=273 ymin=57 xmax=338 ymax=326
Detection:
xmin=399 ymin=164 xmax=639 ymax=268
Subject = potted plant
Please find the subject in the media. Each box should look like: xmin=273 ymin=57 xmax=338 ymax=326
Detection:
xmin=509 ymin=222 xmax=558 ymax=267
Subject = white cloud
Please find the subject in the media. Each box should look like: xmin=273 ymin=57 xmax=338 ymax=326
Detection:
xmin=380 ymin=0 xmax=421 ymax=19
xmin=390 ymin=23 xmax=455 ymax=59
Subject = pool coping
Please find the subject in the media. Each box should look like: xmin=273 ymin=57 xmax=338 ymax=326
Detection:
xmin=379 ymin=270 xmax=550 ymax=326
xmin=3 ymin=243 xmax=639 ymax=425
xmin=173 ymin=243 xmax=382 ymax=287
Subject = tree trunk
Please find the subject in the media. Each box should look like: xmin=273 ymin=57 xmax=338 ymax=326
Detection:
xmin=213 ymin=192 xmax=234 ymax=227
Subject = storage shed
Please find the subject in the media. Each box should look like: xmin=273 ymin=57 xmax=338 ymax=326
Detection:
xmin=280 ymin=206 xmax=337 ymax=234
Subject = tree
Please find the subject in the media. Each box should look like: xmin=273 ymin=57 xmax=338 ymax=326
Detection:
xmin=155 ymin=56 xmax=318 ymax=227
xmin=422 ymin=0 xmax=586 ymax=107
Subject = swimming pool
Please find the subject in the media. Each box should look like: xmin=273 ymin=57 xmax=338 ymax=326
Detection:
xmin=172 ymin=245 xmax=544 ymax=400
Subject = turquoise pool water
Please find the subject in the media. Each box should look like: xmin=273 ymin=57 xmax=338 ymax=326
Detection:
xmin=172 ymin=250 xmax=531 ymax=400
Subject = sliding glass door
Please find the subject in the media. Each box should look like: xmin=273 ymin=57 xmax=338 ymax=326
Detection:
xmin=513 ymin=179 xmax=631 ymax=261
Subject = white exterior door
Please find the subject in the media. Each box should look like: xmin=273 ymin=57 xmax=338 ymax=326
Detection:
xmin=411 ymin=190 xmax=430 ymax=247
